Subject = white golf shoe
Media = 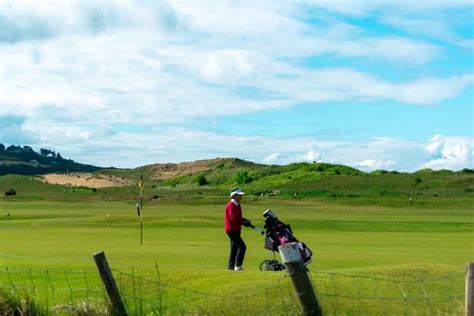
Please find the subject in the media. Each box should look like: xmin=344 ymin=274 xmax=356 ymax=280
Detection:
xmin=234 ymin=266 xmax=244 ymax=271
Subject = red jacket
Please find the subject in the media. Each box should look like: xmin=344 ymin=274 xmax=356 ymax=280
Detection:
xmin=225 ymin=200 xmax=242 ymax=232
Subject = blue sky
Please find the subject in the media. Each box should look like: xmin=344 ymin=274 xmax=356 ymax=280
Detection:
xmin=0 ymin=0 xmax=473 ymax=171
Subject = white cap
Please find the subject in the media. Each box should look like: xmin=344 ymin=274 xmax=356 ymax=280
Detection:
xmin=230 ymin=188 xmax=245 ymax=198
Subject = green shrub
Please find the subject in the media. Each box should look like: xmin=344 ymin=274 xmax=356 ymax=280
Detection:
xmin=415 ymin=168 xmax=434 ymax=174
xmin=197 ymin=174 xmax=209 ymax=186
xmin=371 ymin=170 xmax=388 ymax=175
xmin=5 ymin=188 xmax=16 ymax=196
xmin=234 ymin=168 xmax=253 ymax=185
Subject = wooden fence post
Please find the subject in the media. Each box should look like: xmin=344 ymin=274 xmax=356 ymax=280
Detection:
xmin=278 ymin=243 xmax=323 ymax=316
xmin=467 ymin=262 xmax=474 ymax=316
xmin=93 ymin=251 xmax=127 ymax=315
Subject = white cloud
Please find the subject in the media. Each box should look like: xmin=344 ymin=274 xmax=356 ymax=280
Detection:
xmin=355 ymin=159 xmax=396 ymax=170
xmin=262 ymin=153 xmax=280 ymax=164
xmin=13 ymin=121 xmax=472 ymax=172
xmin=2 ymin=32 xmax=468 ymax=132
xmin=393 ymin=75 xmax=474 ymax=104
xmin=422 ymin=135 xmax=474 ymax=170
xmin=199 ymin=49 xmax=257 ymax=83
xmin=4 ymin=109 xmax=470 ymax=171
xmin=0 ymin=0 xmax=472 ymax=171
xmin=299 ymin=151 xmax=322 ymax=163
xmin=1 ymin=0 xmax=471 ymax=125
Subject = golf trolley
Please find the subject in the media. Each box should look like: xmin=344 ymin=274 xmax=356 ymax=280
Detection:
xmin=247 ymin=209 xmax=313 ymax=272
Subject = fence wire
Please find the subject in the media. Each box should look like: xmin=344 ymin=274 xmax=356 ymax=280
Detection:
xmin=111 ymin=262 xmax=297 ymax=316
xmin=0 ymin=259 xmax=466 ymax=315
xmin=309 ymin=270 xmax=464 ymax=316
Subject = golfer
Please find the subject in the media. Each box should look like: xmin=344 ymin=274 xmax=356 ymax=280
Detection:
xmin=225 ymin=187 xmax=250 ymax=271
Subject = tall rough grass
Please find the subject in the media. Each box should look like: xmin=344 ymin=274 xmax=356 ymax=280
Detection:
xmin=0 ymin=290 xmax=108 ymax=316
xmin=0 ymin=289 xmax=46 ymax=315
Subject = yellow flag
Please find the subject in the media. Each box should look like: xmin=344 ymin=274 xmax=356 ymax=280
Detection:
xmin=138 ymin=179 xmax=144 ymax=190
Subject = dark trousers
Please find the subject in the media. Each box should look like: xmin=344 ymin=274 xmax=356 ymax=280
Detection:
xmin=226 ymin=231 xmax=246 ymax=269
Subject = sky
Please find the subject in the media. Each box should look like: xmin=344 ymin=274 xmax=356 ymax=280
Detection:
xmin=0 ymin=0 xmax=473 ymax=171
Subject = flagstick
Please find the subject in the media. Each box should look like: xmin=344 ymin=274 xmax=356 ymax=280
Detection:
xmin=137 ymin=175 xmax=144 ymax=245
xmin=140 ymin=190 xmax=143 ymax=245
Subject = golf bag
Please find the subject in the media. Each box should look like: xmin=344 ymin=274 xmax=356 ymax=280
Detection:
xmin=262 ymin=209 xmax=313 ymax=265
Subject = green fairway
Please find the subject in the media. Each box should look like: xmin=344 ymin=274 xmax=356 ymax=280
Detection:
xmin=1 ymin=193 xmax=473 ymax=314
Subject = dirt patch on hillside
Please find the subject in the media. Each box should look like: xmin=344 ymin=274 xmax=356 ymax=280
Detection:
xmin=145 ymin=158 xmax=225 ymax=180
xmin=41 ymin=173 xmax=132 ymax=188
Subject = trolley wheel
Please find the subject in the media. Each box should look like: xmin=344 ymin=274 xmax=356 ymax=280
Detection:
xmin=259 ymin=259 xmax=273 ymax=271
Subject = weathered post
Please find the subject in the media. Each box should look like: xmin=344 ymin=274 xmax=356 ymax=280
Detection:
xmin=278 ymin=242 xmax=323 ymax=316
xmin=93 ymin=251 xmax=127 ymax=315
xmin=467 ymin=263 xmax=474 ymax=316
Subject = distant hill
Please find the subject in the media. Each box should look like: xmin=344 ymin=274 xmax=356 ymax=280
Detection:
xmin=97 ymin=157 xmax=262 ymax=180
xmin=2 ymin=144 xmax=473 ymax=199
xmin=99 ymin=156 xmax=473 ymax=194
xmin=155 ymin=159 xmax=367 ymax=188
xmin=0 ymin=144 xmax=101 ymax=176
xmin=1 ymin=145 xmax=473 ymax=201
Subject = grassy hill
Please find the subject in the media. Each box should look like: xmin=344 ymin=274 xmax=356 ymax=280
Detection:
xmin=96 ymin=158 xmax=474 ymax=201
xmin=99 ymin=158 xmax=473 ymax=193
xmin=1 ymin=144 xmax=473 ymax=201
xmin=1 ymin=163 xmax=473 ymax=205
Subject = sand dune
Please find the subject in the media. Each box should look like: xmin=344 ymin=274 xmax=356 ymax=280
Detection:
xmin=41 ymin=173 xmax=131 ymax=188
